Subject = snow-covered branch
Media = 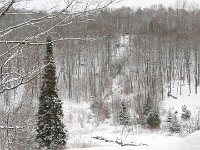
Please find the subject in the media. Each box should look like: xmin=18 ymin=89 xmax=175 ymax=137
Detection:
xmin=0 ymin=125 xmax=25 ymax=130
xmin=0 ymin=37 xmax=104 ymax=45
xmin=0 ymin=61 xmax=51 ymax=93
xmin=0 ymin=0 xmax=15 ymax=18
xmin=0 ymin=71 xmax=39 ymax=94
xmin=0 ymin=0 xmax=117 ymax=95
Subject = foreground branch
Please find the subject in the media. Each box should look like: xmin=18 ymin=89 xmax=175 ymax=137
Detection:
xmin=0 ymin=0 xmax=15 ymax=18
xmin=0 ymin=37 xmax=105 ymax=45
xmin=0 ymin=125 xmax=25 ymax=130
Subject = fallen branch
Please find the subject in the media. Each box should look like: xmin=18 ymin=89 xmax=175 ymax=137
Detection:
xmin=167 ymin=92 xmax=177 ymax=99
xmin=92 ymin=136 xmax=148 ymax=146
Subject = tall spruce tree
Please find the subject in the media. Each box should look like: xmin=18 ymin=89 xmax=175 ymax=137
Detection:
xmin=36 ymin=36 xmax=66 ymax=149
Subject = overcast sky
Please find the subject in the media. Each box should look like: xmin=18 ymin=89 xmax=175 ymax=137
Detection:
xmin=112 ymin=0 xmax=199 ymax=8
xmin=13 ymin=0 xmax=200 ymax=11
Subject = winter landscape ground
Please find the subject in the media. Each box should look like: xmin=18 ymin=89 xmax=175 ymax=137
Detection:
xmin=63 ymin=88 xmax=200 ymax=150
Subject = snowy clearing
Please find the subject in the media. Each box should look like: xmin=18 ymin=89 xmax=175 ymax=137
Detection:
xmin=63 ymin=83 xmax=200 ymax=150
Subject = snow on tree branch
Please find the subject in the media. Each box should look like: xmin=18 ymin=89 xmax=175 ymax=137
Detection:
xmin=0 ymin=125 xmax=25 ymax=130
xmin=0 ymin=37 xmax=104 ymax=45
xmin=0 ymin=0 xmax=117 ymax=95
xmin=0 ymin=63 xmax=50 ymax=93
xmin=0 ymin=0 xmax=15 ymax=18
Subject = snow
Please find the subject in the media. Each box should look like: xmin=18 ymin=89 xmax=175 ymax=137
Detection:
xmin=62 ymin=99 xmax=185 ymax=150
xmin=66 ymin=131 xmax=200 ymax=150
xmin=161 ymin=84 xmax=200 ymax=122
xmin=112 ymin=34 xmax=129 ymax=60
xmin=2 ymin=1 xmax=200 ymax=149
xmin=163 ymin=84 xmax=200 ymax=110
xmin=62 ymin=34 xmax=200 ymax=150
xmin=179 ymin=131 xmax=200 ymax=150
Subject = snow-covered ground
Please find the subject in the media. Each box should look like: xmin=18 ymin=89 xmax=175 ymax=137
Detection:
xmin=63 ymin=87 xmax=200 ymax=150
xmin=62 ymin=35 xmax=200 ymax=150
xmin=162 ymin=84 xmax=200 ymax=117
xmin=62 ymin=83 xmax=200 ymax=149
xmin=69 ymin=130 xmax=200 ymax=150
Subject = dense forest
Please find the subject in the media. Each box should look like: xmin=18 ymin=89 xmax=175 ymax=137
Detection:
xmin=1 ymin=0 xmax=200 ymax=149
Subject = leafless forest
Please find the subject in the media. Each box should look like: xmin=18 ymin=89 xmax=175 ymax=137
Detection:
xmin=1 ymin=0 xmax=200 ymax=149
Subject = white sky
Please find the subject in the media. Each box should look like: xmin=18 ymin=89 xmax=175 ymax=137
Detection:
xmin=112 ymin=0 xmax=200 ymax=8
xmin=13 ymin=0 xmax=200 ymax=11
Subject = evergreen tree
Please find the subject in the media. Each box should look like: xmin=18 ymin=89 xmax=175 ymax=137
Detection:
xmin=36 ymin=36 xmax=66 ymax=149
xmin=143 ymin=96 xmax=152 ymax=116
xmin=166 ymin=110 xmax=172 ymax=123
xmin=119 ymin=102 xmax=129 ymax=126
xmin=169 ymin=111 xmax=181 ymax=133
xmin=181 ymin=105 xmax=191 ymax=120
xmin=146 ymin=111 xmax=161 ymax=129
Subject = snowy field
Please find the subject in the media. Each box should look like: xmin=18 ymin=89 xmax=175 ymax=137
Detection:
xmin=63 ymin=85 xmax=200 ymax=150
xmin=67 ymin=129 xmax=200 ymax=150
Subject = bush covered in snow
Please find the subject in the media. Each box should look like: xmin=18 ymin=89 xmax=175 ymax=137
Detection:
xmin=146 ymin=111 xmax=161 ymax=129
xmin=181 ymin=105 xmax=191 ymax=120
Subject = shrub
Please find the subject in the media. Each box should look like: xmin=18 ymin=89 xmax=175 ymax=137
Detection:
xmin=146 ymin=111 xmax=161 ymax=129
xmin=90 ymin=100 xmax=110 ymax=122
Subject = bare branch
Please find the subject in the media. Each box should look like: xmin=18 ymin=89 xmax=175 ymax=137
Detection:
xmin=0 ymin=0 xmax=117 ymax=95
xmin=0 ymin=0 xmax=15 ymax=18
